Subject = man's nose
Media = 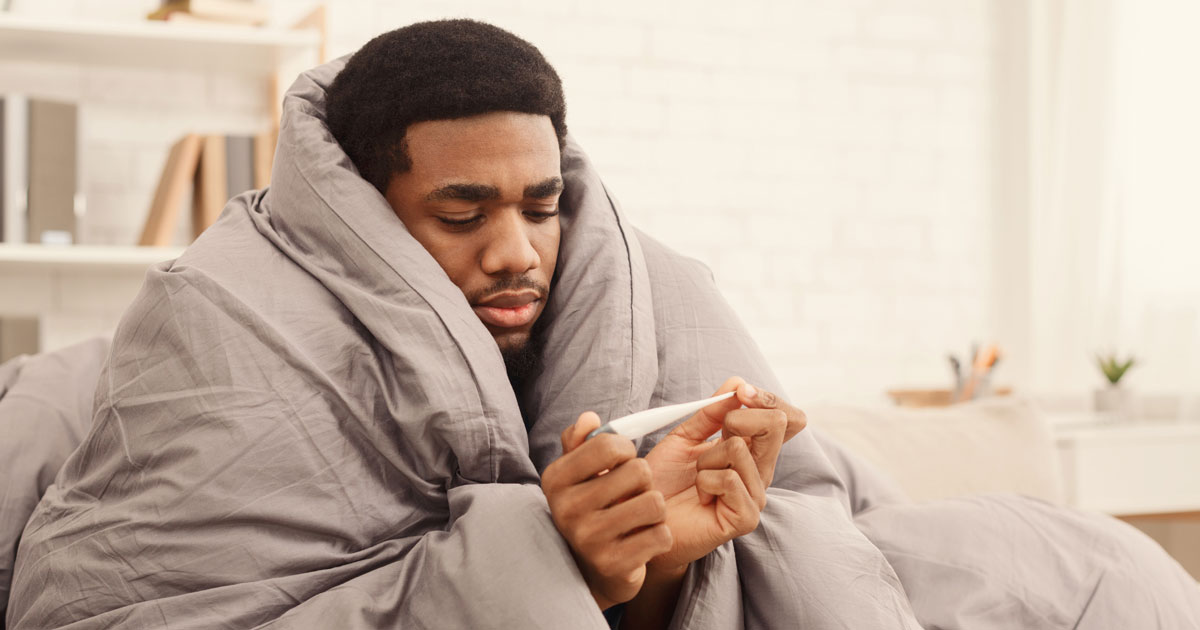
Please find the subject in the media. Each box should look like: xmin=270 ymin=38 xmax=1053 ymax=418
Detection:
xmin=480 ymin=210 xmax=541 ymax=275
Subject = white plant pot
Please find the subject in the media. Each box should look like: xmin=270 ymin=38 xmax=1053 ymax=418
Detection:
xmin=1094 ymin=386 xmax=1135 ymax=420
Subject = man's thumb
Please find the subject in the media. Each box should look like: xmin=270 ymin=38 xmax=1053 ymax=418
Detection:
xmin=561 ymin=411 xmax=602 ymax=454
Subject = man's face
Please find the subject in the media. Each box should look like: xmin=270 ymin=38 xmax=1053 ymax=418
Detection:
xmin=385 ymin=111 xmax=562 ymax=360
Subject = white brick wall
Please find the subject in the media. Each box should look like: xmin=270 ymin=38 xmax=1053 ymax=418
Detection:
xmin=0 ymin=267 xmax=142 ymax=350
xmin=0 ymin=0 xmax=1000 ymax=402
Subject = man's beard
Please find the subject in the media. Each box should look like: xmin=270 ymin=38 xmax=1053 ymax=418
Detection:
xmin=501 ymin=313 xmax=547 ymax=391
xmin=467 ymin=275 xmax=550 ymax=390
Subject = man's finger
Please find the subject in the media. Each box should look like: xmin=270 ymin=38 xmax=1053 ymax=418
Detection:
xmin=604 ymin=523 xmax=674 ymax=578
xmin=545 ymin=433 xmax=636 ymax=492
xmin=695 ymin=468 xmax=761 ymax=537
xmin=582 ymin=458 xmax=655 ymax=509
xmin=598 ymin=489 xmax=667 ymax=535
xmin=723 ymin=408 xmax=787 ymax=488
xmin=669 ymin=376 xmax=747 ymax=443
xmin=695 ymin=436 xmax=765 ymax=509
xmin=736 ymin=385 xmax=807 ymax=442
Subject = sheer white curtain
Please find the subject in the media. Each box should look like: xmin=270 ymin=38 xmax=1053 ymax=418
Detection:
xmin=1027 ymin=0 xmax=1121 ymax=394
xmin=1024 ymin=0 xmax=1200 ymax=401
xmin=1110 ymin=0 xmax=1200 ymax=396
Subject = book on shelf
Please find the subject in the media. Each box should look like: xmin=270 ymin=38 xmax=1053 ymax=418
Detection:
xmin=148 ymin=0 xmax=271 ymax=26
xmin=140 ymin=132 xmax=273 ymax=247
xmin=193 ymin=134 xmax=255 ymax=236
xmin=139 ymin=133 xmax=202 ymax=247
xmin=1 ymin=94 xmax=80 ymax=246
xmin=27 ymin=99 xmax=79 ymax=245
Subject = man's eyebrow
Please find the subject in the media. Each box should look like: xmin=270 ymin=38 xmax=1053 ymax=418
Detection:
xmin=425 ymin=183 xmax=501 ymax=203
xmin=524 ymin=177 xmax=564 ymax=199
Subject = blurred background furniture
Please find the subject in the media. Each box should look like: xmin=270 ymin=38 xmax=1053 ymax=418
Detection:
xmin=812 ymin=397 xmax=1200 ymax=580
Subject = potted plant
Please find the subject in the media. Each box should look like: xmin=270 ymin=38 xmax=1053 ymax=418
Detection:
xmin=1094 ymin=354 xmax=1136 ymax=419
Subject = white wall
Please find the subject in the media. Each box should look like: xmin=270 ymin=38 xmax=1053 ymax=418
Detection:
xmin=1 ymin=0 xmax=1001 ymax=402
xmin=992 ymin=0 xmax=1200 ymax=403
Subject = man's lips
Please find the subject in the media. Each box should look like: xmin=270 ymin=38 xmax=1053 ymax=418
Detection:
xmin=472 ymin=291 xmax=542 ymax=328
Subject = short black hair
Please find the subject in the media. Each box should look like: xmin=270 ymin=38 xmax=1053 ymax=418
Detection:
xmin=326 ymin=19 xmax=568 ymax=194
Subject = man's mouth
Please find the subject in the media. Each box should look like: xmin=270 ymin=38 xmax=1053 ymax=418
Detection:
xmin=472 ymin=291 xmax=541 ymax=329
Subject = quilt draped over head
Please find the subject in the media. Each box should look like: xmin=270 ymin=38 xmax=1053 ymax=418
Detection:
xmin=8 ymin=58 xmax=1199 ymax=630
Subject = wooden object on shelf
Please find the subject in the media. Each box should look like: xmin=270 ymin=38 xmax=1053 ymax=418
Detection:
xmin=143 ymin=131 xmax=273 ymax=245
xmin=139 ymin=134 xmax=202 ymax=247
xmin=148 ymin=0 xmax=271 ymax=26
xmin=887 ymin=387 xmax=1013 ymax=408
xmin=191 ymin=134 xmax=226 ymax=240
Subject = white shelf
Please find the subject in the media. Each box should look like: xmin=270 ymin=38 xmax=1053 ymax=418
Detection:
xmin=1054 ymin=417 xmax=1200 ymax=516
xmin=0 ymin=14 xmax=319 ymax=75
xmin=1055 ymin=420 xmax=1200 ymax=442
xmin=0 ymin=244 xmax=184 ymax=272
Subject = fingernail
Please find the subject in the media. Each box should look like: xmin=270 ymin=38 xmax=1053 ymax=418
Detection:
xmin=742 ymin=383 xmax=757 ymax=399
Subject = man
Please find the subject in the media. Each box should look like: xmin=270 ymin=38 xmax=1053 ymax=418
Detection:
xmin=11 ymin=19 xmax=848 ymax=629
xmin=322 ymin=21 xmax=806 ymax=623
xmin=8 ymin=18 xmax=1199 ymax=630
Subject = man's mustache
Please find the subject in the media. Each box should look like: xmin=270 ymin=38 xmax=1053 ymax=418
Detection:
xmin=467 ymin=276 xmax=549 ymax=304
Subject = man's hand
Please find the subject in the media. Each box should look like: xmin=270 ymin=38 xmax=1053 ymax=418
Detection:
xmin=542 ymin=412 xmax=675 ymax=610
xmin=643 ymin=377 xmax=807 ymax=572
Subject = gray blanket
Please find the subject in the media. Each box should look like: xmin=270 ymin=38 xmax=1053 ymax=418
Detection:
xmin=7 ymin=59 xmax=1198 ymax=629
xmin=0 ymin=339 xmax=111 ymax=625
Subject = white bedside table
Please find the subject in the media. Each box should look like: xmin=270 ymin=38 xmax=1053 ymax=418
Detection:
xmin=1050 ymin=413 xmax=1200 ymax=517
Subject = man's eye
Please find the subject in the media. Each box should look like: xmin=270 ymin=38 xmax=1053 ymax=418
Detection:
xmin=525 ymin=209 xmax=560 ymax=222
xmin=437 ymin=215 xmax=483 ymax=228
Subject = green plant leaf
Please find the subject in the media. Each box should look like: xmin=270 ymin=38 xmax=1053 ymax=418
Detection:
xmin=1096 ymin=354 xmax=1136 ymax=384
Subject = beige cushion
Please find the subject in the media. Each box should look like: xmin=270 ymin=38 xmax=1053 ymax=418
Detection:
xmin=810 ymin=397 xmax=1064 ymax=505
